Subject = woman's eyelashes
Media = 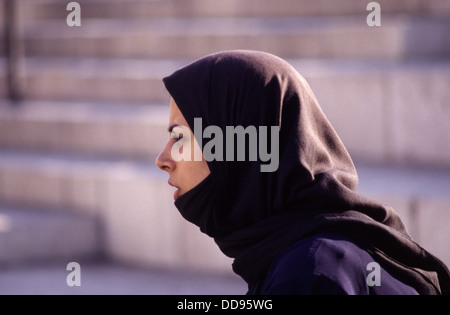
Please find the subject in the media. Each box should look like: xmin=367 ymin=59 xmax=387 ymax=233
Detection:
xmin=170 ymin=125 xmax=190 ymax=142
xmin=171 ymin=130 xmax=183 ymax=141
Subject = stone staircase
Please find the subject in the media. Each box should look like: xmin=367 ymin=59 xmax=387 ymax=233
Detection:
xmin=0 ymin=0 xmax=449 ymax=278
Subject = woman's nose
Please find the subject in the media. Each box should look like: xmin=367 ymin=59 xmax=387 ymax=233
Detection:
xmin=155 ymin=142 xmax=175 ymax=172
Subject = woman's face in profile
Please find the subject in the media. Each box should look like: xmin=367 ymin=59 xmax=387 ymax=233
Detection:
xmin=155 ymin=98 xmax=211 ymax=200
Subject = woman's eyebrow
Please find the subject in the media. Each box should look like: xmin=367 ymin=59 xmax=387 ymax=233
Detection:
xmin=168 ymin=123 xmax=179 ymax=133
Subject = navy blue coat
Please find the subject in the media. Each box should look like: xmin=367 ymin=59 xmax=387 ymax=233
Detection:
xmin=254 ymin=234 xmax=418 ymax=295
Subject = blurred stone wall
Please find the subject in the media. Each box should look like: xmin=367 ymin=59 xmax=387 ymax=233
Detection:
xmin=0 ymin=0 xmax=449 ymax=275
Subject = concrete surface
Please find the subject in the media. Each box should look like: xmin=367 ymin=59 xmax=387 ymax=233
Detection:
xmin=1 ymin=0 xmax=448 ymax=292
xmin=0 ymin=205 xmax=99 ymax=266
xmin=2 ymin=59 xmax=450 ymax=167
xmin=21 ymin=16 xmax=450 ymax=60
xmin=0 ymin=261 xmax=247 ymax=295
xmin=20 ymin=0 xmax=450 ymax=20
xmin=0 ymin=149 xmax=449 ymax=274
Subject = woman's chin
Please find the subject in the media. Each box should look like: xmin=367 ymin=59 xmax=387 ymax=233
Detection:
xmin=174 ymin=189 xmax=182 ymax=201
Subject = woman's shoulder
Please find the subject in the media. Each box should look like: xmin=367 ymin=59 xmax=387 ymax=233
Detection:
xmin=259 ymin=233 xmax=367 ymax=294
xmin=258 ymin=233 xmax=418 ymax=295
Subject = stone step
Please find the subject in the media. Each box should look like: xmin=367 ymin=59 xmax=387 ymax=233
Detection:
xmin=0 ymin=148 xmax=156 ymax=213
xmin=11 ymin=57 xmax=180 ymax=103
xmin=0 ymin=261 xmax=246 ymax=294
xmin=19 ymin=0 xmax=450 ymax=20
xmin=21 ymin=16 xmax=450 ymax=59
xmin=0 ymin=100 xmax=168 ymax=161
xmin=2 ymin=57 xmax=449 ymax=167
xmin=0 ymin=149 xmax=448 ymax=272
xmin=0 ymin=149 xmax=234 ymax=273
xmin=9 ymin=57 xmax=450 ymax=105
xmin=0 ymin=204 xmax=100 ymax=267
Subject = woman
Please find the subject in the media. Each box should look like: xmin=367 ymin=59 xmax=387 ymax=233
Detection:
xmin=156 ymin=50 xmax=450 ymax=295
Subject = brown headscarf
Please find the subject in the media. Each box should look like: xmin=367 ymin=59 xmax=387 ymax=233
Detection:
xmin=163 ymin=50 xmax=450 ymax=294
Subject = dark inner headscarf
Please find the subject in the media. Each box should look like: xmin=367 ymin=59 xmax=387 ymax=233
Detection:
xmin=162 ymin=50 xmax=450 ymax=295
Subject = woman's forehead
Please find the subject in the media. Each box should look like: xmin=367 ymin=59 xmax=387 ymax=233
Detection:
xmin=169 ymin=98 xmax=190 ymax=129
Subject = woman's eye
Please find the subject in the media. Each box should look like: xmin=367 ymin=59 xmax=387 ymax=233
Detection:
xmin=171 ymin=131 xmax=183 ymax=141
